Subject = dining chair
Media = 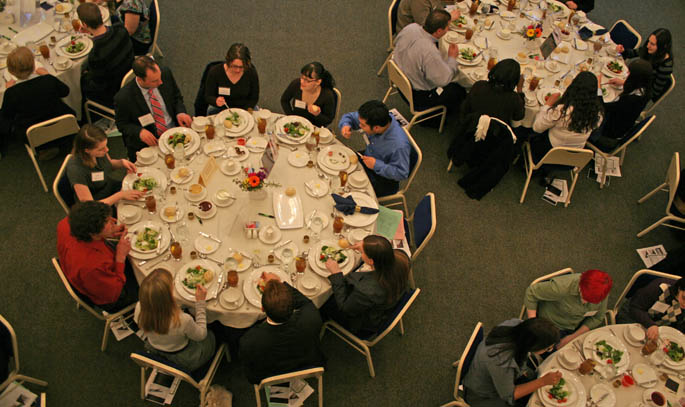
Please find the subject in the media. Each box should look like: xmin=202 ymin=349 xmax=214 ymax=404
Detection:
xmin=609 ymin=20 xmax=642 ymax=50
xmin=519 ymin=143 xmax=594 ymax=207
xmin=0 ymin=314 xmax=48 ymax=393
xmin=194 ymin=60 xmax=224 ymax=116
xmin=378 ymin=127 xmax=422 ymax=214
xmin=376 ymin=0 xmax=400 ymax=77
xmin=440 ymin=322 xmax=484 ymax=407
xmin=130 ymin=343 xmax=226 ymax=407
xmin=607 ymin=269 xmax=680 ymax=325
xmin=320 ymin=288 xmax=420 ymax=378
xmin=25 ymin=114 xmax=79 ymax=192
xmin=641 ymin=74 xmax=676 ymax=121
xmin=402 ymin=192 xmax=436 ymax=289
xmin=149 ymin=0 xmax=163 ymax=57
xmin=53 ymin=153 xmax=75 ymax=215
xmin=121 ymin=69 xmax=136 ymax=88
xmin=518 ymin=268 xmax=576 ymax=319
xmin=51 ymin=257 xmax=135 ymax=351
xmin=253 ymin=367 xmax=324 ymax=407
xmin=637 ymin=152 xmax=685 ymax=237
xmin=382 ymin=59 xmax=447 ymax=133
xmin=586 ymin=115 xmax=656 ymax=189
xmin=332 ymin=87 xmax=342 ymax=129
xmin=84 ymin=69 xmax=136 ymax=127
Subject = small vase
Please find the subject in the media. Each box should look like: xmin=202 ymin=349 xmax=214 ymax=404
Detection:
xmin=248 ymin=189 xmax=267 ymax=201
xmin=525 ymin=38 xmax=539 ymax=51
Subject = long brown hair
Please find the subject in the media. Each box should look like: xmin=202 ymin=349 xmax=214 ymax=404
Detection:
xmin=138 ymin=269 xmax=180 ymax=335
xmin=72 ymin=124 xmax=107 ymax=168
xmin=362 ymin=236 xmax=408 ymax=306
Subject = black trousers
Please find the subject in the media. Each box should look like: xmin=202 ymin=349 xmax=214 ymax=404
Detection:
xmin=412 ymin=82 xmax=466 ymax=114
xmin=100 ymin=259 xmax=140 ymax=313
xmin=361 ymin=162 xmax=399 ymax=197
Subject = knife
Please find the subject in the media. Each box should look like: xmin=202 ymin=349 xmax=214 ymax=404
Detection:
xmin=307 ymin=210 xmax=317 ymax=229
xmin=144 ymin=253 xmax=171 ymax=269
xmin=274 ymin=239 xmax=292 ymax=250
xmin=212 ymin=271 xmax=225 ymax=299
xmin=198 ymin=231 xmax=222 ymax=243
xmin=595 ymin=391 xmax=610 ymax=404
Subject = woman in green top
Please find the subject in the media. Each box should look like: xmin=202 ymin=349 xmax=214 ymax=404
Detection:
xmin=67 ymin=124 xmax=144 ymax=204
xmin=117 ymin=0 xmax=152 ymax=56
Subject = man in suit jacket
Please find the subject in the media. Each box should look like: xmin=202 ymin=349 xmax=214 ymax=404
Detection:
xmin=239 ymin=274 xmax=325 ymax=384
xmin=114 ymin=55 xmax=192 ymax=161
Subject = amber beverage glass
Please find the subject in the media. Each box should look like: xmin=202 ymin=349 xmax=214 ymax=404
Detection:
xmin=465 ymin=28 xmax=474 ymax=41
xmin=164 ymin=153 xmax=175 ymax=169
xmin=145 ymin=195 xmax=156 ymax=214
xmin=72 ymin=19 xmax=81 ymax=32
xmin=170 ymin=242 xmax=182 ymax=261
xmin=39 ymin=44 xmax=50 ymax=59
xmin=257 ymin=118 xmax=266 ymax=134
xmin=529 ymin=76 xmax=540 ymax=91
xmin=339 ymin=170 xmax=348 ymax=188
xmin=469 ymin=0 xmax=479 ymax=16
xmin=295 ymin=257 xmax=306 ymax=274
xmin=333 ymin=216 xmax=344 ymax=234
xmin=205 ymin=124 xmax=215 ymax=140
xmin=507 ymin=0 xmax=515 ymax=11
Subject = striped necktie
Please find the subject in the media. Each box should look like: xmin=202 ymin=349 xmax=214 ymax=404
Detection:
xmin=148 ymin=89 xmax=168 ymax=137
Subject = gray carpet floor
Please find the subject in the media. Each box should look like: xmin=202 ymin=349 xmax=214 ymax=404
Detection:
xmin=0 ymin=1 xmax=684 ymax=406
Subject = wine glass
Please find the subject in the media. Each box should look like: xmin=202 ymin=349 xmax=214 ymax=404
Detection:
xmin=281 ymin=247 xmax=294 ymax=276
xmin=310 ymin=217 xmax=323 ymax=242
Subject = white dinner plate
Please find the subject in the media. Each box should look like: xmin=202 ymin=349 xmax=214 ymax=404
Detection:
xmin=583 ymin=330 xmax=630 ymax=375
xmin=537 ymin=371 xmax=580 ymax=407
xmin=194 ymin=235 xmax=220 ymax=255
xmin=127 ymin=222 xmax=171 ymax=260
xmin=55 ymin=35 xmax=93 ymax=59
xmin=319 ymin=145 xmax=352 ymax=171
xmin=335 ymin=191 xmax=379 ymax=228
xmin=316 ymin=147 xmax=357 ymax=176
xmin=537 ymin=88 xmax=563 ymax=106
xmin=159 ymin=127 xmax=201 ymax=156
xmin=275 ymin=115 xmax=314 ymax=145
xmin=217 ymin=108 xmax=252 ymax=134
xmin=457 ymin=48 xmax=482 ymax=66
xmin=159 ymin=204 xmax=184 ymax=223
xmin=287 ymin=150 xmax=310 ymax=167
xmin=170 ymin=167 xmax=194 ymax=184
xmin=122 ymin=167 xmax=167 ymax=194
xmin=307 ymin=241 xmax=355 ymax=278
xmin=272 ymin=189 xmax=304 ymax=229
xmin=449 ymin=15 xmax=472 ymax=32
xmin=175 ymin=260 xmax=220 ymax=296
xmin=601 ymin=59 xmax=627 ymax=78
xmin=589 ymin=383 xmax=615 ymax=407
xmin=304 ymin=179 xmax=329 ymax=198
xmin=54 ymin=2 xmax=73 ymax=14
xmin=243 ymin=267 xmax=291 ymax=308
xmin=659 ymin=326 xmax=685 ymax=369
xmin=548 ymin=0 xmax=570 ymax=17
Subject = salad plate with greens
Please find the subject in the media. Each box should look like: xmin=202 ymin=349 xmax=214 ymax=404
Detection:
xmin=537 ymin=371 xmax=582 ymax=407
xmin=275 ymin=115 xmax=314 ymax=145
xmin=457 ymin=46 xmax=482 ymax=66
xmin=659 ymin=326 xmax=685 ymax=369
xmin=215 ymin=108 xmax=253 ymax=135
xmin=126 ymin=221 xmax=171 ymax=259
xmin=583 ymin=330 xmax=630 ymax=375
xmin=56 ymin=35 xmax=93 ymax=59
xmin=122 ymin=167 xmax=167 ymax=196
xmin=159 ymin=127 xmax=200 ymax=156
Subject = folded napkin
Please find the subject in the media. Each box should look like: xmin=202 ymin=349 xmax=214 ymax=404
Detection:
xmin=204 ymin=142 xmax=223 ymax=153
xmin=331 ymin=194 xmax=379 ymax=216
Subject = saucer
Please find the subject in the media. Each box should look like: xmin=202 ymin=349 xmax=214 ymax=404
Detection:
xmin=214 ymin=190 xmax=235 ymax=207
xmin=224 ymin=145 xmax=250 ymax=161
xmin=119 ymin=205 xmax=142 ymax=224
xmin=219 ymin=287 xmax=245 ymax=310
xmin=219 ymin=160 xmax=241 ymax=176
xmin=194 ymin=235 xmax=220 ymax=254
xmin=545 ymin=60 xmax=562 ymax=73
xmin=159 ymin=205 xmax=184 ymax=223
xmin=195 ymin=204 xmax=217 ymax=219
xmin=258 ymin=227 xmax=282 ymax=245
xmin=298 ymin=275 xmax=321 ymax=295
xmin=348 ymin=173 xmax=369 ymax=189
xmin=497 ymin=31 xmax=512 ymax=40
xmin=274 ymin=241 xmax=299 ymax=262
xmin=318 ymin=127 xmax=335 ymax=144
xmin=288 ymin=150 xmax=310 ymax=167
xmin=53 ymin=59 xmax=73 ymax=71
xmin=170 ymin=167 xmax=194 ymax=184
xmin=304 ymin=179 xmax=329 ymax=198
xmin=348 ymin=228 xmax=370 ymax=244
xmin=623 ymin=324 xmax=646 ymax=347
xmin=184 ymin=188 xmax=207 ymax=202
xmin=223 ymin=249 xmax=252 ymax=272
xmin=308 ymin=211 xmax=330 ymax=230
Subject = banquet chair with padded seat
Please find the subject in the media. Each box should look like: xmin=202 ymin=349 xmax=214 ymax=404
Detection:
xmin=519 ymin=144 xmax=594 ymax=207
xmin=332 ymin=87 xmax=342 ymax=129
xmin=0 ymin=314 xmax=48 ymax=393
xmin=440 ymin=322 xmax=484 ymax=407
xmin=320 ymin=288 xmax=420 ymax=378
xmin=609 ymin=20 xmax=642 ymax=50
xmin=518 ymin=268 xmax=576 ymax=320
xmin=607 ymin=269 xmax=680 ymax=325
xmin=130 ymin=343 xmax=226 ymax=407
xmin=51 ymin=257 xmax=135 ymax=351
xmin=640 ymin=74 xmax=675 ymax=121
xmin=402 ymin=192 xmax=436 ymax=289
xmin=84 ymin=69 xmax=136 ymax=127
xmin=194 ymin=60 xmax=224 ymax=116
xmin=149 ymin=0 xmax=163 ymax=57
xmin=637 ymin=152 xmax=685 ymax=237
xmin=586 ymin=115 xmax=656 ymax=189
xmin=377 ymin=127 xmax=422 ymax=214
xmin=382 ymin=59 xmax=447 ymax=133
xmin=253 ymin=367 xmax=324 ymax=407
xmin=25 ymin=114 xmax=79 ymax=192
xmin=377 ymin=0 xmax=400 ymax=77
xmin=53 ymin=153 xmax=75 ymax=215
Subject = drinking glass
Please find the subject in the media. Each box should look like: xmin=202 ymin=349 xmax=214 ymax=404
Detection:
xmin=305 ymin=136 xmax=317 ymax=159
xmin=145 ymin=195 xmax=156 ymax=214
xmin=205 ymin=124 xmax=215 ymax=140
xmin=339 ymin=170 xmax=348 ymax=192
xmin=170 ymin=241 xmax=182 ymax=261
xmin=164 ymin=153 xmax=175 ymax=169
xmin=311 ymin=217 xmax=323 ymax=241
xmin=257 ymin=118 xmax=267 ymax=135
xmin=173 ymin=143 xmax=184 ymax=165
xmin=593 ymin=40 xmax=602 ymax=55
xmin=39 ymin=44 xmax=50 ymax=60
xmin=295 ymin=256 xmax=306 ymax=277
xmin=465 ymin=28 xmax=474 ymax=41
xmin=312 ymin=128 xmax=320 ymax=146
xmin=71 ymin=19 xmax=81 ymax=33
xmin=333 ymin=216 xmax=344 ymax=234
xmin=281 ymin=247 xmax=293 ymax=274
xmin=487 ymin=49 xmax=498 ymax=71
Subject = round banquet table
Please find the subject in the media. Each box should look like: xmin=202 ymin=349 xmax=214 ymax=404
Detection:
xmin=439 ymin=0 xmax=629 ymax=127
xmin=528 ymin=324 xmax=685 ymax=407
xmin=0 ymin=2 xmax=111 ymax=117
xmin=121 ymin=112 xmax=381 ymax=329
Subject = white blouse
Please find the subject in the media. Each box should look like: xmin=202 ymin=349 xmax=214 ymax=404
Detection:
xmin=532 ymin=105 xmax=600 ymax=149
xmin=134 ymin=300 xmax=207 ymax=352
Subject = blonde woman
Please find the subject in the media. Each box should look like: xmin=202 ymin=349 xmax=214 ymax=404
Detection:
xmin=67 ymin=124 xmax=144 ymax=204
xmin=134 ymin=269 xmax=216 ymax=372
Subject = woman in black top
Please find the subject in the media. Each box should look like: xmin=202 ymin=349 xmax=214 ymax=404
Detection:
xmin=460 ymin=59 xmax=525 ymax=125
xmin=280 ymin=62 xmax=337 ymax=127
xmin=322 ymin=236 xmax=409 ymax=338
xmin=615 ymin=28 xmax=673 ymax=102
xmin=589 ymin=59 xmax=652 ymax=151
xmin=204 ymin=43 xmax=259 ymax=114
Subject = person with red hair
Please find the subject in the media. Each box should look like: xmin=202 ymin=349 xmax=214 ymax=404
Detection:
xmin=523 ymin=269 xmax=613 ymax=349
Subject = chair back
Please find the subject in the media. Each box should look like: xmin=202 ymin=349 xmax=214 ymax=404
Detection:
xmin=536 ymin=147 xmax=593 ymax=169
xmin=387 ymin=59 xmax=415 ymax=112
xmin=367 ymin=288 xmax=420 ymax=346
xmin=194 ymin=61 xmax=225 ymax=116
xmin=611 ymin=269 xmax=681 ymax=316
xmin=130 ymin=351 xmax=201 ymax=386
xmin=53 ymin=154 xmax=75 ymax=214
xmin=519 ymin=268 xmax=575 ymax=319
xmin=255 ymin=367 xmax=324 ymax=407
xmin=51 ymin=257 xmax=105 ymax=321
xmin=394 ymin=127 xmax=422 ymax=195
xmin=121 ymin=69 xmax=135 ymax=88
xmin=665 ymin=152 xmax=681 ymax=214
xmin=0 ymin=315 xmax=18 ymax=392
xmin=609 ymin=20 xmax=642 ymax=50
xmin=148 ymin=0 xmax=160 ymax=56
xmin=411 ymin=193 xmax=436 ymax=259
xmin=332 ymin=87 xmax=342 ymax=128
xmin=453 ymin=322 xmax=484 ymax=400
xmin=644 ymin=74 xmax=676 ymax=118
xmin=25 ymin=114 xmax=79 ymax=153
xmin=387 ymin=0 xmax=400 ymax=49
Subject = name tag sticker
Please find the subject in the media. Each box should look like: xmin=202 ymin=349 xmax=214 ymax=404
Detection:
xmin=138 ymin=113 xmax=154 ymax=126
xmin=91 ymin=171 xmax=105 ymax=182
xmin=294 ymin=99 xmax=307 ymax=109
xmin=650 ymin=302 xmax=670 ymax=313
xmin=218 ymin=87 xmax=231 ymax=96
xmin=583 ymin=310 xmax=597 ymax=317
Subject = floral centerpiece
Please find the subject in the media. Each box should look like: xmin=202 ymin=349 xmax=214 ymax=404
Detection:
xmin=233 ymin=167 xmax=280 ymax=192
xmin=522 ymin=23 xmax=542 ymax=40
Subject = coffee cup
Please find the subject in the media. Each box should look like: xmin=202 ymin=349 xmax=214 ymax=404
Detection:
xmin=189 ymin=183 xmax=204 ymax=198
xmin=548 ymin=61 xmax=558 ymax=71
xmin=350 ymin=172 xmax=366 ymax=187
xmin=301 ymin=275 xmax=317 ymax=291
xmin=254 ymin=108 xmax=271 ymax=120
xmin=137 ymin=147 xmax=156 ymax=162
xmin=198 ymin=201 xmax=212 ymax=212
xmin=560 ymin=349 xmax=580 ymax=366
xmin=55 ymin=56 xmax=69 ymax=68
xmin=215 ymin=189 xmax=231 ymax=204
xmin=265 ymin=226 xmax=274 ymax=239
xmin=119 ymin=205 xmax=137 ymax=222
xmin=318 ymin=128 xmax=334 ymax=143
xmin=628 ymin=325 xmax=646 ymax=343
xmin=193 ymin=116 xmax=209 ymax=129
xmin=500 ymin=29 xmax=511 ymax=38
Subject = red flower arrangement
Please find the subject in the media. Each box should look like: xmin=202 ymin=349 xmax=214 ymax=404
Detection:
xmin=522 ymin=23 xmax=543 ymax=40
xmin=234 ymin=167 xmax=280 ymax=191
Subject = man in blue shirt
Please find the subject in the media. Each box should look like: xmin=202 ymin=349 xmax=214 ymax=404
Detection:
xmin=339 ymin=100 xmax=411 ymax=197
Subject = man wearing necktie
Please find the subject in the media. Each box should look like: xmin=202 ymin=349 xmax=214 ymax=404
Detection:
xmin=115 ymin=56 xmax=192 ymax=161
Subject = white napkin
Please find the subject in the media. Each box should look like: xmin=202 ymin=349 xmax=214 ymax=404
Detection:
xmin=582 ymin=22 xmax=604 ymax=32
xmin=247 ymin=138 xmax=268 ymax=150
xmin=204 ymin=142 xmax=224 ymax=154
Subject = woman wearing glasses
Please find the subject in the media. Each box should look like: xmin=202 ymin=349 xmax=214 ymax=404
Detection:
xmin=280 ymin=62 xmax=337 ymax=127
xmin=204 ymin=43 xmax=259 ymax=114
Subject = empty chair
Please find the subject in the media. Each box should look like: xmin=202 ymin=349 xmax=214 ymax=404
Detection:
xmin=637 ymin=152 xmax=685 ymax=237
xmin=52 ymin=153 xmax=75 ymax=214
xmin=440 ymin=322 xmax=484 ymax=407
xmin=378 ymin=127 xmax=422 ymax=214
xmin=518 ymin=268 xmax=575 ymax=319
xmin=148 ymin=0 xmax=163 ymax=57
xmin=519 ymin=144 xmax=594 ymax=207
xmin=586 ymin=115 xmax=656 ymax=188
xmin=607 ymin=269 xmax=680 ymax=324
xmin=0 ymin=314 xmax=48 ymax=392
xmin=253 ymin=367 xmax=324 ymax=407
xmin=382 ymin=59 xmax=446 ymax=133
xmin=320 ymin=288 xmax=420 ymax=378
xmin=51 ymin=258 xmax=135 ymax=351
xmin=130 ymin=343 xmax=226 ymax=406
xmin=641 ymin=74 xmax=676 ymax=120
xmin=402 ymin=192 xmax=436 ymax=289
xmin=609 ymin=20 xmax=642 ymax=50
xmin=25 ymin=114 xmax=79 ymax=192
xmin=376 ymin=0 xmax=400 ymax=76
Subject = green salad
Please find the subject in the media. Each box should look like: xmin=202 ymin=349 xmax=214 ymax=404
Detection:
xmin=664 ymin=341 xmax=685 ymax=362
xmin=460 ymin=48 xmax=477 ymax=61
xmin=182 ymin=265 xmax=214 ymax=289
xmin=549 ymin=3 xmax=563 ymax=12
xmin=65 ymin=36 xmax=85 ymax=54
xmin=595 ymin=340 xmax=623 ymax=365
xmin=134 ymin=227 xmax=159 ymax=251
xmin=167 ymin=132 xmax=189 ymax=148
xmin=451 ymin=16 xmax=467 ymax=27
xmin=283 ymin=121 xmax=310 ymax=138
xmin=547 ymin=377 xmax=570 ymax=403
xmin=224 ymin=111 xmax=242 ymax=127
xmin=132 ymin=177 xmax=157 ymax=192
xmin=319 ymin=245 xmax=347 ymax=264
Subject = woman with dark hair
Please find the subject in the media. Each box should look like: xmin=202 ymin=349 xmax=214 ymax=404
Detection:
xmin=280 ymin=62 xmax=337 ymax=127
xmin=616 ymin=28 xmax=673 ymax=102
xmin=463 ymin=318 xmax=562 ymax=407
xmin=67 ymin=124 xmax=143 ymax=204
xmin=204 ymin=43 xmax=259 ymax=113
xmin=322 ymin=235 xmax=409 ymax=338
xmin=530 ymin=71 xmax=603 ymax=162
xmin=117 ymin=0 xmax=152 ymax=56
xmin=460 ymin=58 xmax=525 ymax=125
xmin=589 ymin=59 xmax=652 ymax=151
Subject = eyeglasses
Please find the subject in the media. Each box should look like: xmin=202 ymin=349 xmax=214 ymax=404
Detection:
xmin=300 ymin=75 xmax=318 ymax=84
xmin=228 ymin=64 xmax=245 ymax=70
